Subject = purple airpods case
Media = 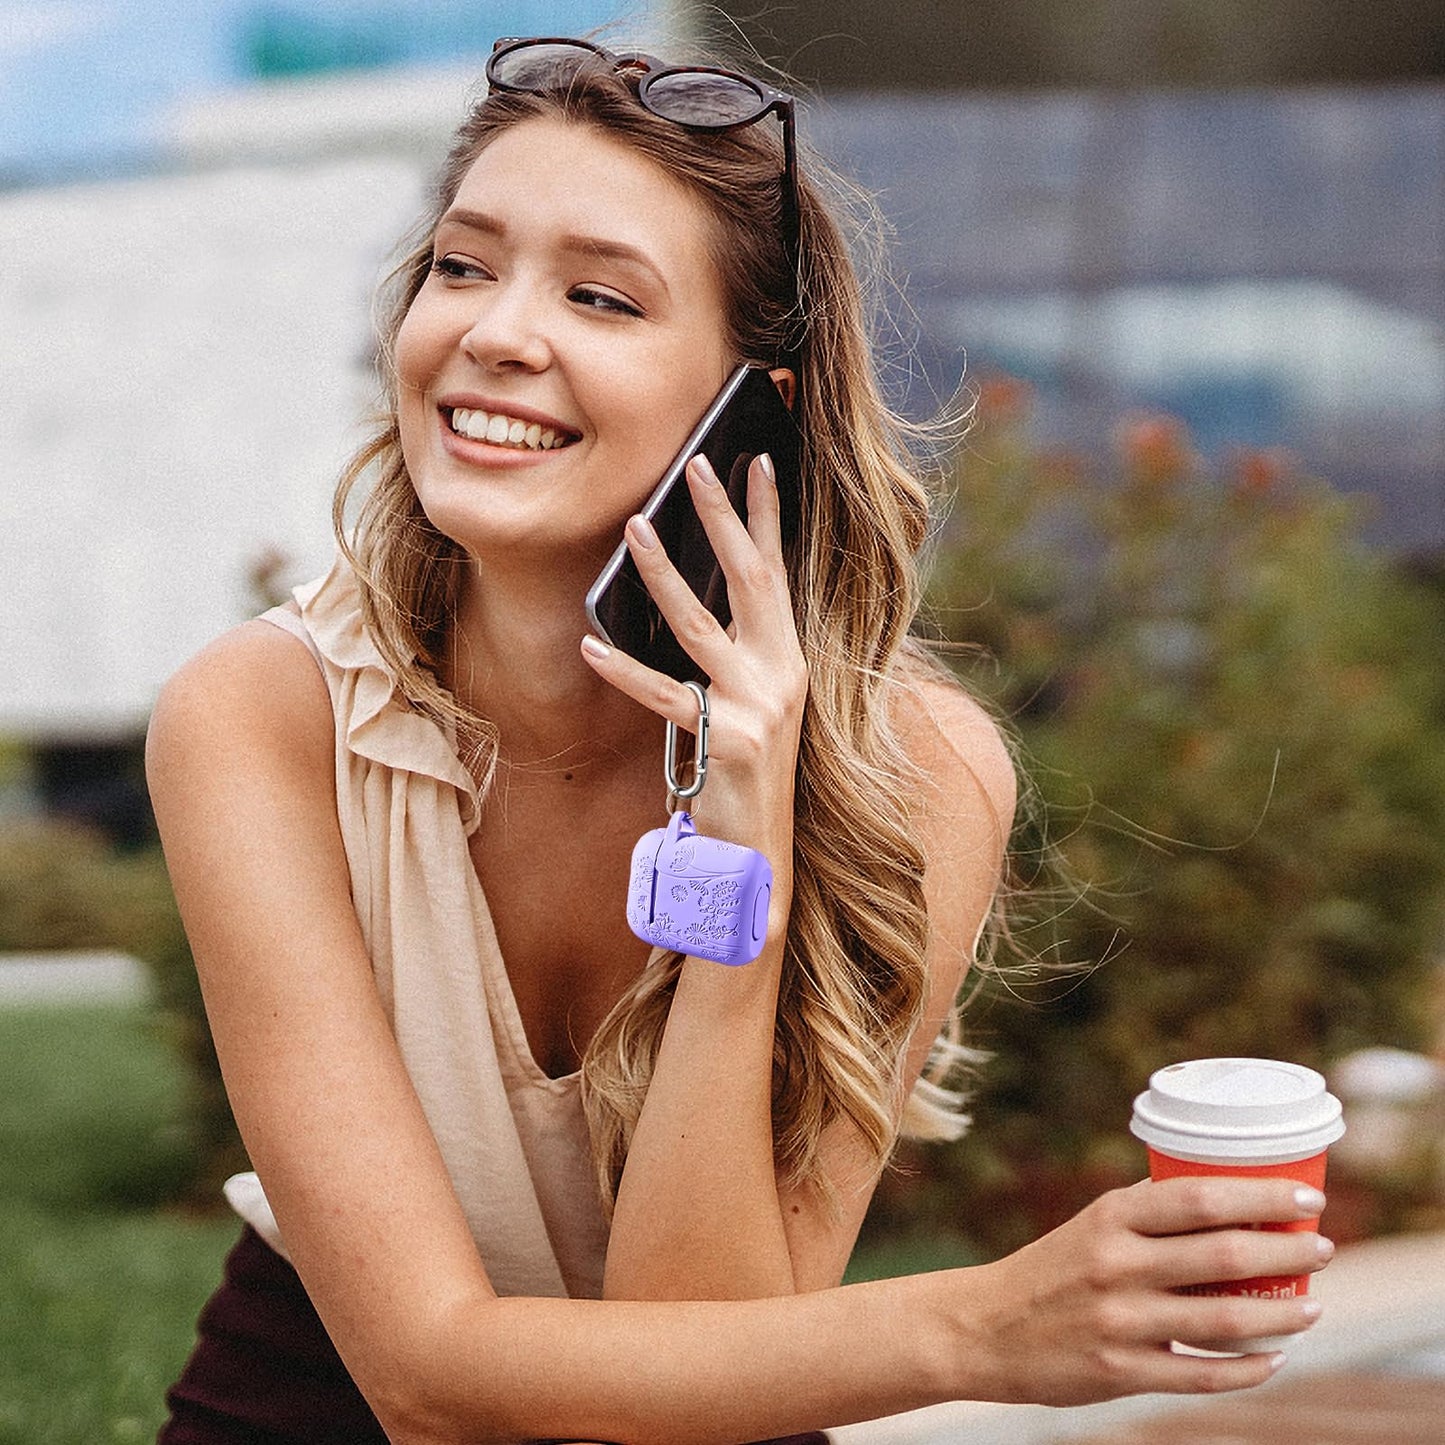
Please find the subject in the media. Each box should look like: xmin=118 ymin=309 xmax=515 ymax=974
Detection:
xmin=626 ymin=810 xmax=772 ymax=966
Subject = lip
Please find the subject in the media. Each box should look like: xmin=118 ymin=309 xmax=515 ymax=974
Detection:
xmin=436 ymin=392 xmax=583 ymax=443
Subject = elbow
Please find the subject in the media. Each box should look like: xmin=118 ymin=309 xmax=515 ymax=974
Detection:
xmin=369 ymin=1381 xmax=520 ymax=1445
xmin=366 ymin=1385 xmax=475 ymax=1445
xmin=353 ymin=1298 xmax=514 ymax=1445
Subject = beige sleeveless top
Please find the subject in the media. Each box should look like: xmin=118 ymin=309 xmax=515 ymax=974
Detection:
xmin=227 ymin=559 xmax=612 ymax=1300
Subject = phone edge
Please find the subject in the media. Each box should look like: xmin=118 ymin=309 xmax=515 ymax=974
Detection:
xmin=582 ymin=361 xmax=759 ymax=645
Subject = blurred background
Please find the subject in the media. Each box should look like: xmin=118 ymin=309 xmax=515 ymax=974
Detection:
xmin=2 ymin=2 xmax=1443 ymax=1440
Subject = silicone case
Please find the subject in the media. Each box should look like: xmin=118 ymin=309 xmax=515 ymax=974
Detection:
xmin=626 ymin=810 xmax=772 ymax=966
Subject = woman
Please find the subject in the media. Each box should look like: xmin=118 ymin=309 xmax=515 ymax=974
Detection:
xmin=148 ymin=36 xmax=1332 ymax=1445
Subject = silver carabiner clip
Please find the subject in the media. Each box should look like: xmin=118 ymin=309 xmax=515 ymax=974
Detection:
xmin=665 ymin=681 xmax=709 ymax=799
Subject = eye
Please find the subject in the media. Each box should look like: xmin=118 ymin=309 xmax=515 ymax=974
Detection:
xmin=431 ymin=254 xmax=490 ymax=281
xmin=568 ymin=286 xmax=643 ymax=318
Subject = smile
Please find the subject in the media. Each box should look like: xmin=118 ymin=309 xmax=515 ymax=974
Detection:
xmin=446 ymin=407 xmax=576 ymax=451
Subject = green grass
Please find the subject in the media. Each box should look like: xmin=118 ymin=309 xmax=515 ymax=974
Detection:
xmin=0 ymin=1004 xmax=239 ymax=1445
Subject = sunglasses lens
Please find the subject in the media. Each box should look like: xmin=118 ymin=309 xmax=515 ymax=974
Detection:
xmin=489 ymin=40 xmax=602 ymax=91
xmin=642 ymin=70 xmax=766 ymax=127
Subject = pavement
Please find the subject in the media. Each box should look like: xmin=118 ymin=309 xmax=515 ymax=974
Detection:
xmin=0 ymin=949 xmax=151 ymax=1005
xmin=828 ymin=1228 xmax=1445 ymax=1443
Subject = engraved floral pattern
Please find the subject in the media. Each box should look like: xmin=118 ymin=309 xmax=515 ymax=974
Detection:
xmin=627 ymin=826 xmax=766 ymax=963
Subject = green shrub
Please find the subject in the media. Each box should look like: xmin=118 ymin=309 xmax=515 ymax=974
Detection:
xmin=0 ymin=1004 xmax=241 ymax=1443
xmin=894 ymin=383 xmax=1445 ymax=1255
xmin=0 ymin=820 xmax=247 ymax=1204
xmin=0 ymin=819 xmax=137 ymax=952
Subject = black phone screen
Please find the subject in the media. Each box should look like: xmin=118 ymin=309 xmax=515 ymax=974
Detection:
xmin=584 ymin=364 xmax=801 ymax=685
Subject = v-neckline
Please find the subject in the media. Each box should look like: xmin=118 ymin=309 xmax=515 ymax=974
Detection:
xmin=464 ymin=864 xmax=586 ymax=1091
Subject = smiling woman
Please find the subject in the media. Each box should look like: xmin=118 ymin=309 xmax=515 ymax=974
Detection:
xmin=394 ymin=116 xmax=733 ymax=592
xmin=145 ymin=30 xmax=1333 ymax=1445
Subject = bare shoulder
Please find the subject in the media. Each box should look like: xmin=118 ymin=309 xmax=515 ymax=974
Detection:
xmin=888 ymin=648 xmax=1018 ymax=849
xmin=147 ymin=617 xmax=332 ymax=785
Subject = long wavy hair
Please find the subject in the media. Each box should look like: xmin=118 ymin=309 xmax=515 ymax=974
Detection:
xmin=333 ymin=50 xmax=996 ymax=1211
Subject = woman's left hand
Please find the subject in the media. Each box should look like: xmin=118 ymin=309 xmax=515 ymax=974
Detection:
xmin=585 ymin=450 xmax=808 ymax=1298
xmin=581 ymin=451 xmax=808 ymax=867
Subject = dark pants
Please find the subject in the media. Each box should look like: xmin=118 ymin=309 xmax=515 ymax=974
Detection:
xmin=160 ymin=1226 xmax=830 ymax=1445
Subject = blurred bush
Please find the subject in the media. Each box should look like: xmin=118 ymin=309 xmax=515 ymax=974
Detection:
xmin=0 ymin=820 xmax=247 ymax=1204
xmin=882 ymin=380 xmax=1445 ymax=1256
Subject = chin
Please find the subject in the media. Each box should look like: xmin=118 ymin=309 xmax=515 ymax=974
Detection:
xmin=421 ymin=497 xmax=616 ymax=575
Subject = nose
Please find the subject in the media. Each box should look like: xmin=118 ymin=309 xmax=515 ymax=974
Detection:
xmin=459 ymin=280 xmax=552 ymax=373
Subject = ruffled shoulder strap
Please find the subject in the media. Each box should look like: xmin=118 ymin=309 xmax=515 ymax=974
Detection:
xmin=267 ymin=559 xmax=481 ymax=833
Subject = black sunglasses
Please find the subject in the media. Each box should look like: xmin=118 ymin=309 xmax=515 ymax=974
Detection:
xmin=485 ymin=36 xmax=799 ymax=259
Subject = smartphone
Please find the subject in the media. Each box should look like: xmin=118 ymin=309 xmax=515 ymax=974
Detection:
xmin=584 ymin=363 xmax=801 ymax=685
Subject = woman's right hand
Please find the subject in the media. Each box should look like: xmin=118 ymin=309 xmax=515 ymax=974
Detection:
xmin=949 ymin=1176 xmax=1334 ymax=1407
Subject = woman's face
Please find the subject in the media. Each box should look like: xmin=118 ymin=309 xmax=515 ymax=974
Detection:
xmin=396 ymin=116 xmax=735 ymax=577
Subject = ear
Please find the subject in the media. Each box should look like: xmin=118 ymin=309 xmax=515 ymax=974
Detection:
xmin=768 ymin=366 xmax=797 ymax=412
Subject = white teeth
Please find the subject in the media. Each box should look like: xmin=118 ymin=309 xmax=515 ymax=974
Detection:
xmin=449 ymin=407 xmax=570 ymax=451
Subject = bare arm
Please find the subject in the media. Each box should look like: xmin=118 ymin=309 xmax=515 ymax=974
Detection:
xmin=148 ymin=622 xmax=1330 ymax=1445
xmin=584 ymin=453 xmax=807 ymax=1298
xmin=601 ymin=674 xmax=1019 ymax=1301
xmin=583 ymin=451 xmax=1022 ymax=1300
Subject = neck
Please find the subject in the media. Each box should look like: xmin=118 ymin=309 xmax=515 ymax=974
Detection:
xmin=443 ymin=555 xmax=662 ymax=779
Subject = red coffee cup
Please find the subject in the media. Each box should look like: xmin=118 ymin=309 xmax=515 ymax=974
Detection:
xmin=1131 ymin=1058 xmax=1345 ymax=1309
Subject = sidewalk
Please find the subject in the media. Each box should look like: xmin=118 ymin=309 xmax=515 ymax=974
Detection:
xmin=0 ymin=950 xmax=151 ymax=1005
xmin=1064 ymin=1365 xmax=1445 ymax=1443
xmin=828 ymin=1229 xmax=1445 ymax=1444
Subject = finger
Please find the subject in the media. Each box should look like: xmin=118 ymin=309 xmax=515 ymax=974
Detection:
xmin=686 ymin=453 xmax=753 ymax=557
xmin=580 ymin=633 xmax=706 ymax=733
xmin=621 ymin=512 xmax=731 ymax=675
xmin=1160 ymin=1290 xmax=1323 ymax=1353
xmin=1128 ymin=1344 xmax=1287 ymax=1396
xmin=1155 ymin=1227 xmax=1334 ymax=1292
xmin=743 ymin=452 xmax=785 ymax=566
xmin=1156 ymin=1294 xmax=1323 ymax=1346
xmin=686 ymin=455 xmax=790 ymax=634
xmin=1125 ymin=1176 xmax=1328 ymax=1236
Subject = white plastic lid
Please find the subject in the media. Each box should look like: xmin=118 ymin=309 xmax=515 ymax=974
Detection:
xmin=1130 ymin=1057 xmax=1345 ymax=1163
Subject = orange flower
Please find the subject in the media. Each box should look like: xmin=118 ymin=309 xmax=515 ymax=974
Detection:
xmin=1229 ymin=446 xmax=1295 ymax=498
xmin=1115 ymin=412 xmax=1193 ymax=483
xmin=1179 ymin=731 xmax=1219 ymax=771
xmin=975 ymin=374 xmax=1034 ymax=427
xmin=1336 ymin=665 xmax=1382 ymax=703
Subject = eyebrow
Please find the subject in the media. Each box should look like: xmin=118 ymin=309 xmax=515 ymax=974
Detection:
xmin=436 ymin=206 xmax=671 ymax=297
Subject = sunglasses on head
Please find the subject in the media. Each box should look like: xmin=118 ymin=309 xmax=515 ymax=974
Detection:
xmin=485 ymin=36 xmax=799 ymax=260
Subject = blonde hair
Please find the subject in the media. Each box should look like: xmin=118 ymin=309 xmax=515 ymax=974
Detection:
xmin=333 ymin=52 xmax=989 ymax=1210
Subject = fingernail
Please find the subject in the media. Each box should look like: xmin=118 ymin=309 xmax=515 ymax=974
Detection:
xmin=628 ymin=515 xmax=658 ymax=548
xmin=1268 ymin=1352 xmax=1287 ymax=1374
xmin=1300 ymin=1297 xmax=1323 ymax=1321
xmin=1294 ymin=1186 xmax=1326 ymax=1215
xmin=690 ymin=455 xmax=721 ymax=485
xmin=758 ymin=452 xmax=776 ymax=485
xmin=1315 ymin=1235 xmax=1335 ymax=1261
xmin=581 ymin=634 xmax=610 ymax=660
